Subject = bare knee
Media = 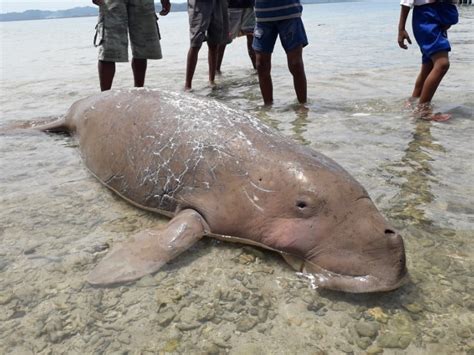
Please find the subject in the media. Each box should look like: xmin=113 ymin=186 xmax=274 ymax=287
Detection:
xmin=432 ymin=54 xmax=450 ymax=74
xmin=288 ymin=58 xmax=305 ymax=77
xmin=256 ymin=58 xmax=271 ymax=76
xmin=436 ymin=60 xmax=450 ymax=74
xmin=286 ymin=46 xmax=305 ymax=77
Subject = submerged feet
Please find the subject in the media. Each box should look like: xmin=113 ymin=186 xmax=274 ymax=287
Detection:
xmin=406 ymin=98 xmax=452 ymax=122
xmin=414 ymin=102 xmax=452 ymax=122
xmin=424 ymin=112 xmax=452 ymax=122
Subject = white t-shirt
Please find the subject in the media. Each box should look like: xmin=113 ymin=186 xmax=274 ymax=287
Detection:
xmin=400 ymin=0 xmax=456 ymax=7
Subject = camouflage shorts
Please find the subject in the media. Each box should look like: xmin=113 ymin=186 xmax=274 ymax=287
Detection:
xmin=94 ymin=0 xmax=162 ymax=62
xmin=227 ymin=7 xmax=255 ymax=43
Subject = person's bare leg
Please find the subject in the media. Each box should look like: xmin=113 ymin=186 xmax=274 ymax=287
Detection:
xmin=286 ymin=45 xmax=307 ymax=104
xmin=255 ymin=51 xmax=273 ymax=105
xmin=216 ymin=44 xmax=226 ymax=75
xmin=419 ymin=52 xmax=450 ymax=104
xmin=412 ymin=61 xmax=433 ymax=98
xmin=417 ymin=52 xmax=451 ymax=121
xmin=208 ymin=43 xmax=218 ymax=87
xmin=131 ymin=58 xmax=147 ymax=87
xmin=185 ymin=46 xmax=201 ymax=91
xmin=98 ymin=60 xmax=116 ymax=91
xmin=246 ymin=34 xmax=256 ymax=69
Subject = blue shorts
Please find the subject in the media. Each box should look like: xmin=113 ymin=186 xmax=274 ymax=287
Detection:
xmin=252 ymin=17 xmax=308 ymax=54
xmin=412 ymin=3 xmax=458 ymax=64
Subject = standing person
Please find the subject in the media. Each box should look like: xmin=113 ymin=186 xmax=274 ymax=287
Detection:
xmin=185 ymin=0 xmax=229 ymax=91
xmin=398 ymin=0 xmax=459 ymax=121
xmin=92 ymin=0 xmax=171 ymax=91
xmin=216 ymin=0 xmax=256 ymax=74
xmin=252 ymin=0 xmax=308 ymax=106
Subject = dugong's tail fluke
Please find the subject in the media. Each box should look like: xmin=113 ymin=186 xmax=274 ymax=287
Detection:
xmin=34 ymin=117 xmax=70 ymax=133
xmin=0 ymin=116 xmax=70 ymax=134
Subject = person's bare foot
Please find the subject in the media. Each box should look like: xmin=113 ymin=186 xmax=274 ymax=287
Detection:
xmin=429 ymin=112 xmax=452 ymax=122
xmin=404 ymin=96 xmax=418 ymax=109
xmin=415 ymin=103 xmax=452 ymax=122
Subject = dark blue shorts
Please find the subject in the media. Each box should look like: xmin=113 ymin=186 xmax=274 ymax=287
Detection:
xmin=412 ymin=3 xmax=458 ymax=64
xmin=252 ymin=17 xmax=308 ymax=54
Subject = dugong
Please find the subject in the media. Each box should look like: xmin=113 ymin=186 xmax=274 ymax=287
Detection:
xmin=37 ymin=89 xmax=407 ymax=293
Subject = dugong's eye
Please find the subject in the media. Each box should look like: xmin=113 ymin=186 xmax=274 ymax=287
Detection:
xmin=296 ymin=200 xmax=308 ymax=209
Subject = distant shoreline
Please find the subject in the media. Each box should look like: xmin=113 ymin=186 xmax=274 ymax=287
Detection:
xmin=0 ymin=0 xmax=357 ymax=22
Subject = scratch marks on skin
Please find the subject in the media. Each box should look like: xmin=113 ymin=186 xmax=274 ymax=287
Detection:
xmin=138 ymin=126 xmax=189 ymax=206
xmin=161 ymin=90 xmax=274 ymax=139
xmin=97 ymin=89 xmax=315 ymax=212
xmin=243 ymin=188 xmax=265 ymax=213
xmin=237 ymin=130 xmax=253 ymax=147
xmin=249 ymin=180 xmax=274 ymax=193
xmin=138 ymin=92 xmax=257 ymax=205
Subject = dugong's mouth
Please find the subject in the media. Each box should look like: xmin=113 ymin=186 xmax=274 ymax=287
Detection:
xmin=300 ymin=262 xmax=409 ymax=293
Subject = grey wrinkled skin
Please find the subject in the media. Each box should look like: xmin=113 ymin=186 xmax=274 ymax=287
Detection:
xmin=42 ymin=88 xmax=408 ymax=293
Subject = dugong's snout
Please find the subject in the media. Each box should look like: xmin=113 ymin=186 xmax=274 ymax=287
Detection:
xmin=304 ymin=232 xmax=408 ymax=293
xmin=302 ymin=198 xmax=408 ymax=293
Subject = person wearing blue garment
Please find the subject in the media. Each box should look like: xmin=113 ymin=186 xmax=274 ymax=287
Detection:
xmin=398 ymin=0 xmax=459 ymax=121
xmin=252 ymin=0 xmax=308 ymax=105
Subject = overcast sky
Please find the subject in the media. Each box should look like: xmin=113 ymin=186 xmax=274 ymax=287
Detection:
xmin=0 ymin=1 xmax=90 ymax=13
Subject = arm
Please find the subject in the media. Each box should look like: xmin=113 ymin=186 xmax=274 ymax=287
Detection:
xmin=159 ymin=0 xmax=171 ymax=16
xmin=398 ymin=5 xmax=412 ymax=50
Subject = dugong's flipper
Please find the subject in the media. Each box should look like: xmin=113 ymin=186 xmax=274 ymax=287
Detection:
xmin=87 ymin=209 xmax=210 ymax=286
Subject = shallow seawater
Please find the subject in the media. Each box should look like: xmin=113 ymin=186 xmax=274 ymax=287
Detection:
xmin=1 ymin=2 xmax=473 ymax=354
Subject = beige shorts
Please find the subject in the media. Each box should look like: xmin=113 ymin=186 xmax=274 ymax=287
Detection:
xmin=228 ymin=7 xmax=255 ymax=43
xmin=95 ymin=0 xmax=162 ymax=62
xmin=188 ymin=0 xmax=229 ymax=47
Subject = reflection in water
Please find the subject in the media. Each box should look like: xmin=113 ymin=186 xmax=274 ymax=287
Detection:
xmin=388 ymin=120 xmax=445 ymax=226
xmin=206 ymin=73 xmax=261 ymax=111
xmin=255 ymin=106 xmax=281 ymax=131
xmin=290 ymin=105 xmax=310 ymax=145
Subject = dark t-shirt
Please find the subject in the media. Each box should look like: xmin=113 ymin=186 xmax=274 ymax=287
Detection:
xmin=228 ymin=0 xmax=254 ymax=8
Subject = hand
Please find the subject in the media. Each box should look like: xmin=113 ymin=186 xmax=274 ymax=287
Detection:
xmin=92 ymin=0 xmax=104 ymax=6
xmin=398 ymin=29 xmax=412 ymax=49
xmin=159 ymin=0 xmax=171 ymax=16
